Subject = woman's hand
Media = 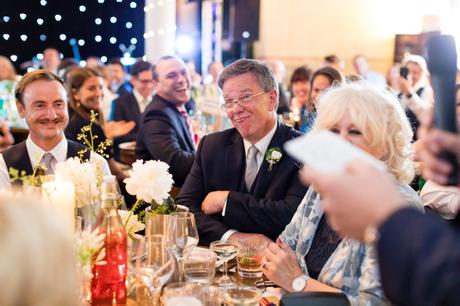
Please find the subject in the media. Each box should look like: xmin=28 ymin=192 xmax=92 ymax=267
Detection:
xmin=104 ymin=121 xmax=135 ymax=139
xmin=262 ymin=239 xmax=304 ymax=292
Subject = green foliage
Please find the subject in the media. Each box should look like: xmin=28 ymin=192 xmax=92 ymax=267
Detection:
xmin=77 ymin=110 xmax=112 ymax=160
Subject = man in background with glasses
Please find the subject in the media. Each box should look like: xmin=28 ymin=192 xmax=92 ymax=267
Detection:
xmin=177 ymin=59 xmax=307 ymax=246
xmin=112 ymin=60 xmax=154 ymax=161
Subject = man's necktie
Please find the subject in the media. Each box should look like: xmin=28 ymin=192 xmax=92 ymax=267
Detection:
xmin=179 ymin=109 xmax=195 ymax=141
xmin=40 ymin=153 xmax=55 ymax=175
xmin=245 ymin=145 xmax=259 ymax=191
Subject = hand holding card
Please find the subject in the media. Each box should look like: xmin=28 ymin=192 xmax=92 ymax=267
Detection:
xmin=284 ymin=131 xmax=386 ymax=173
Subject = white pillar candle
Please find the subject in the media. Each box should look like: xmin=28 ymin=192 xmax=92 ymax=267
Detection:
xmin=42 ymin=180 xmax=76 ymax=232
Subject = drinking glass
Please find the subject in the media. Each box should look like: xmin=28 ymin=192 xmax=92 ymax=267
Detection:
xmin=210 ymin=240 xmax=239 ymax=287
xmin=237 ymin=237 xmax=268 ymax=285
xmin=223 ymin=286 xmax=261 ymax=306
xmin=162 ymin=282 xmax=203 ymax=306
xmin=128 ymin=235 xmax=175 ymax=305
xmin=166 ymin=212 xmax=199 ymax=282
xmin=184 ymin=247 xmax=216 ymax=284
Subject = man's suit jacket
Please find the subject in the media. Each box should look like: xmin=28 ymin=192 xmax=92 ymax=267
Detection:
xmin=136 ymin=94 xmax=196 ymax=187
xmin=176 ymin=122 xmax=308 ymax=246
xmin=377 ymin=207 xmax=460 ymax=306
xmin=112 ymin=92 xmax=143 ymax=160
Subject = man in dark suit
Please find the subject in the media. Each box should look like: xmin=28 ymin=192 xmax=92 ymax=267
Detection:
xmin=136 ymin=55 xmax=196 ymax=187
xmin=176 ymin=59 xmax=308 ymax=246
xmin=301 ymin=124 xmax=460 ymax=306
xmin=0 ymin=70 xmax=110 ymax=190
xmin=112 ymin=60 xmax=154 ymax=160
xmin=107 ymin=58 xmax=133 ymax=97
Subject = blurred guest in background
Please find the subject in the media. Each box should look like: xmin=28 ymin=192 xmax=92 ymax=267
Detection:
xmin=42 ymin=48 xmax=61 ymax=75
xmin=353 ymin=54 xmax=386 ymax=89
xmin=264 ymin=82 xmax=421 ymax=305
xmin=289 ymin=66 xmax=312 ymax=118
xmin=136 ymin=55 xmax=196 ymax=187
xmin=65 ymin=67 xmax=133 ymax=180
xmin=266 ymin=59 xmax=290 ymax=114
xmin=323 ymin=54 xmax=345 ymax=73
xmin=0 ymin=194 xmax=78 ymax=306
xmin=298 ymin=66 xmax=344 ymax=134
xmin=112 ymin=60 xmax=154 ymax=161
xmin=107 ymin=58 xmax=132 ymax=97
xmin=398 ymin=54 xmax=434 ymax=140
xmin=86 ymin=56 xmax=103 ymax=69
xmin=385 ymin=63 xmax=401 ymax=94
xmin=0 ymin=56 xmax=19 ymax=95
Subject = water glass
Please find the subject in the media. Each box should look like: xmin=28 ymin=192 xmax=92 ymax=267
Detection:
xmin=237 ymin=237 xmax=268 ymax=285
xmin=210 ymin=240 xmax=239 ymax=287
xmin=162 ymin=282 xmax=203 ymax=306
xmin=184 ymin=247 xmax=216 ymax=284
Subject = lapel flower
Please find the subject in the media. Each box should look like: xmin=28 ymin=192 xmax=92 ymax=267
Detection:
xmin=265 ymin=147 xmax=283 ymax=171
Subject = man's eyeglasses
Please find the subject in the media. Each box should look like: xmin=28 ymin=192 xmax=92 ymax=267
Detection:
xmin=221 ymin=91 xmax=267 ymax=110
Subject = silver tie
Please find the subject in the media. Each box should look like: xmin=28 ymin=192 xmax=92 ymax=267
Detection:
xmin=40 ymin=153 xmax=55 ymax=175
xmin=245 ymin=145 xmax=259 ymax=191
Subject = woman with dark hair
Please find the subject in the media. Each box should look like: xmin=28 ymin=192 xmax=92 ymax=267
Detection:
xmin=298 ymin=66 xmax=344 ymax=134
xmin=64 ymin=67 xmax=134 ymax=179
xmin=289 ymin=66 xmax=312 ymax=115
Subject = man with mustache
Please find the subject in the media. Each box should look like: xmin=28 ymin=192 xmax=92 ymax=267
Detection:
xmin=136 ymin=55 xmax=196 ymax=187
xmin=0 ymin=69 xmax=110 ymax=190
xmin=176 ymin=59 xmax=308 ymax=246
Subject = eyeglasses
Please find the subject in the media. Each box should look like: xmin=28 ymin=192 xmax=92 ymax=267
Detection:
xmin=137 ymin=79 xmax=154 ymax=84
xmin=221 ymin=91 xmax=267 ymax=110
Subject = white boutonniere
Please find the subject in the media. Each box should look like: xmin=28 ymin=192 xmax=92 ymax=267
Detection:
xmin=265 ymin=147 xmax=282 ymax=171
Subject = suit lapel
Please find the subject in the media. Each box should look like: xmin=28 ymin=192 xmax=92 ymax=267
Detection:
xmin=129 ymin=94 xmax=142 ymax=124
xmin=224 ymin=131 xmax=245 ymax=191
xmin=176 ymin=111 xmax=195 ymax=150
xmin=252 ymin=122 xmax=287 ymax=196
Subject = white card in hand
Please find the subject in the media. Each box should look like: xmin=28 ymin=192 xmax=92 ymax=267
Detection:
xmin=284 ymin=131 xmax=386 ymax=173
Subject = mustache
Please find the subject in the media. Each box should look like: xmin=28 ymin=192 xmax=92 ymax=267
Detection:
xmin=37 ymin=118 xmax=65 ymax=124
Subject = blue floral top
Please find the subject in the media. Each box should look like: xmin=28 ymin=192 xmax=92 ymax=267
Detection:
xmin=280 ymin=184 xmax=422 ymax=306
xmin=299 ymin=106 xmax=316 ymax=134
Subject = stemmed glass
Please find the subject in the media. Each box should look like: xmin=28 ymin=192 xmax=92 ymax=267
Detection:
xmin=127 ymin=235 xmax=175 ymax=305
xmin=210 ymin=240 xmax=239 ymax=287
xmin=166 ymin=212 xmax=199 ymax=282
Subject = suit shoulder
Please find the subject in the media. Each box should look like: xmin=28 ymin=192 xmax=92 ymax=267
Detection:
xmin=281 ymin=124 xmax=302 ymax=139
xmin=201 ymin=128 xmax=238 ymax=145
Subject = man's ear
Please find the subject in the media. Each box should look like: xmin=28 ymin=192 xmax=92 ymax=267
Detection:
xmin=16 ymin=101 xmax=26 ymax=119
xmin=268 ymin=90 xmax=278 ymax=112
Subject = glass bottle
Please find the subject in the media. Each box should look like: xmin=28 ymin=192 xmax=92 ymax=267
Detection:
xmin=91 ymin=175 xmax=128 ymax=305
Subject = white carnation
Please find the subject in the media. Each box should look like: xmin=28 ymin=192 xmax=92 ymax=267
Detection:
xmin=55 ymin=157 xmax=99 ymax=208
xmin=271 ymin=151 xmax=282 ymax=160
xmin=123 ymin=160 xmax=174 ymax=204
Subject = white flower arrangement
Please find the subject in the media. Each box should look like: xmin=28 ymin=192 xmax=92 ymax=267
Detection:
xmin=75 ymin=229 xmax=106 ymax=279
xmin=118 ymin=209 xmax=145 ymax=237
xmin=123 ymin=160 xmax=174 ymax=204
xmin=55 ymin=157 xmax=99 ymax=208
xmin=265 ymin=147 xmax=283 ymax=171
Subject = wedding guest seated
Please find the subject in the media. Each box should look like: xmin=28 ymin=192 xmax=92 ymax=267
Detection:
xmin=107 ymin=58 xmax=133 ymax=97
xmin=0 ymin=193 xmax=78 ymax=306
xmin=136 ymin=55 xmax=196 ymax=187
xmin=0 ymin=70 xmax=110 ymax=190
xmin=64 ymin=67 xmax=133 ymax=180
xmin=265 ymin=59 xmax=290 ymax=114
xmin=263 ymin=82 xmax=422 ymax=305
xmin=112 ymin=60 xmax=154 ymax=161
xmin=176 ymin=59 xmax=308 ymax=246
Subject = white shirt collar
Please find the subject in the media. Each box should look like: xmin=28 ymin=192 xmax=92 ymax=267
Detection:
xmin=133 ymin=89 xmax=152 ymax=113
xmin=243 ymin=120 xmax=278 ymax=159
xmin=26 ymin=136 xmax=67 ymax=169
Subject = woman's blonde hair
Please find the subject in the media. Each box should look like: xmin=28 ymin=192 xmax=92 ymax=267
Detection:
xmin=0 ymin=193 xmax=78 ymax=306
xmin=313 ymin=82 xmax=415 ymax=184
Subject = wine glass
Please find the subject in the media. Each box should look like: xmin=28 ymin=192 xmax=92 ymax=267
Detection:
xmin=127 ymin=235 xmax=175 ymax=305
xmin=166 ymin=212 xmax=199 ymax=282
xmin=210 ymin=240 xmax=239 ymax=287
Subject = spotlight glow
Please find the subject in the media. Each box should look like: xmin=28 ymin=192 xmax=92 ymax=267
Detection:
xmin=78 ymin=39 xmax=85 ymax=46
xmin=10 ymin=55 xmax=18 ymax=62
xmin=95 ymin=35 xmax=102 ymax=42
xmin=98 ymin=0 xmax=105 ymax=3
xmin=130 ymin=37 xmax=137 ymax=44
xmin=126 ymin=22 xmax=133 ymax=29
xmin=59 ymin=34 xmax=67 ymax=41
xmin=40 ymin=34 xmax=47 ymax=41
xmin=20 ymin=34 xmax=28 ymax=41
xmin=79 ymin=5 xmax=86 ymax=12
xmin=110 ymin=16 xmax=117 ymax=23
xmin=176 ymin=35 xmax=194 ymax=55
xmin=109 ymin=37 xmax=117 ymax=44
xmin=3 ymin=16 xmax=10 ymax=22
xmin=40 ymin=0 xmax=47 ymax=6
xmin=80 ymin=60 xmax=87 ymax=67
xmin=19 ymin=13 xmax=27 ymax=20
xmin=95 ymin=18 xmax=102 ymax=25
xmin=36 ymin=18 xmax=44 ymax=25
xmin=3 ymin=34 xmax=10 ymax=40
xmin=130 ymin=2 xmax=137 ymax=8
xmin=37 ymin=53 xmax=44 ymax=60
xmin=55 ymin=14 xmax=62 ymax=21
xmin=101 ymin=56 xmax=108 ymax=63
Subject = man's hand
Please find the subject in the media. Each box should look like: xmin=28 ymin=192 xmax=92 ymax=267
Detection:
xmin=300 ymin=162 xmax=406 ymax=241
xmin=201 ymin=191 xmax=229 ymax=214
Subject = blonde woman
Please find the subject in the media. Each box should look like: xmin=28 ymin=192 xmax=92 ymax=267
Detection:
xmin=0 ymin=194 xmax=78 ymax=306
xmin=263 ymin=82 xmax=422 ymax=305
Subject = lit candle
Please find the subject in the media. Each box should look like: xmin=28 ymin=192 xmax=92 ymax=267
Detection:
xmin=42 ymin=180 xmax=76 ymax=232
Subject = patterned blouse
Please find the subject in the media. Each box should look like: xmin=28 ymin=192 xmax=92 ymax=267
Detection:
xmin=280 ymin=183 xmax=422 ymax=306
